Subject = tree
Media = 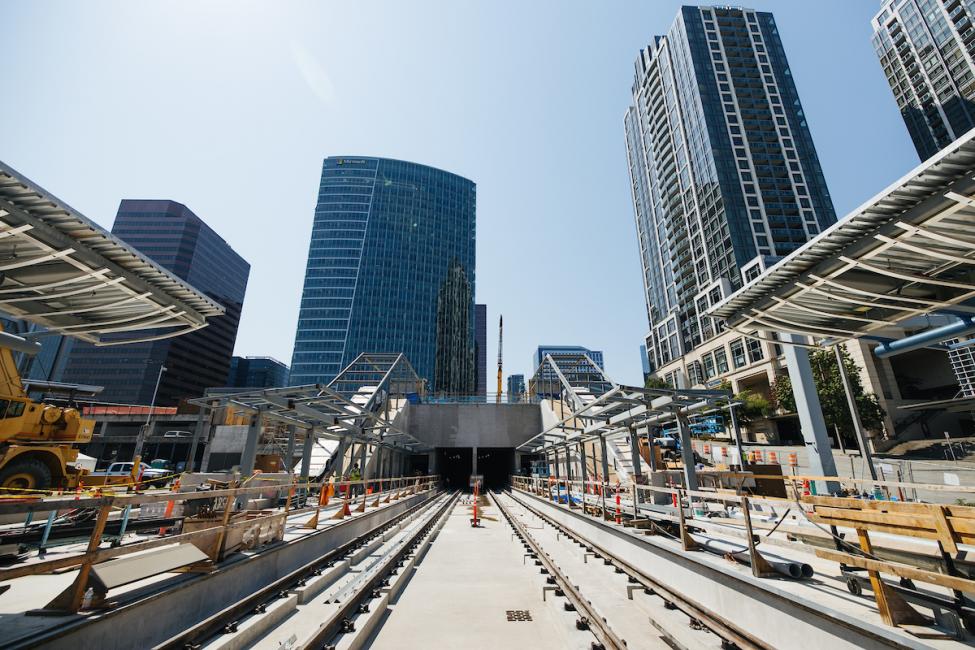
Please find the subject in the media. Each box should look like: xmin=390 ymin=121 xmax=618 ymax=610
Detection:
xmin=770 ymin=347 xmax=885 ymax=446
xmin=716 ymin=379 xmax=770 ymax=425
xmin=644 ymin=375 xmax=670 ymax=390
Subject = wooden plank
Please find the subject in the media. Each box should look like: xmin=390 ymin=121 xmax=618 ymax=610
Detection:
xmin=815 ymin=547 xmax=975 ymax=594
xmin=857 ymin=528 xmax=898 ymax=627
xmin=807 ymin=514 xmax=942 ymax=542
xmin=736 ymin=472 xmax=975 ymax=494
xmin=810 ymin=506 xmax=936 ymax=532
xmin=804 ymin=495 xmax=933 ymax=515
xmin=928 ymin=505 xmax=959 ymax=554
xmin=945 ymin=504 xmax=975 ymax=520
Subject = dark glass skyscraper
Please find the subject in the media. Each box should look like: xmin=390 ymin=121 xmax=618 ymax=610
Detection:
xmin=290 ymin=157 xmax=476 ymax=392
xmin=63 ymin=200 xmax=249 ymax=405
xmin=474 ymin=304 xmax=487 ymax=396
xmin=625 ymin=5 xmax=836 ymax=375
xmin=228 ymin=356 xmax=289 ymax=389
xmin=872 ymin=0 xmax=975 ymax=160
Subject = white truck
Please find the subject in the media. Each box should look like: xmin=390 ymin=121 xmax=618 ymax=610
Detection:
xmin=86 ymin=461 xmax=170 ymax=488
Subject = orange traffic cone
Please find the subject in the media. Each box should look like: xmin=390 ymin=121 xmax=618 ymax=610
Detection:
xmin=331 ymin=493 xmax=352 ymax=520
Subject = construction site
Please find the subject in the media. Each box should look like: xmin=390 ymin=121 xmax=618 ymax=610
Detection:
xmin=7 ymin=0 xmax=975 ymax=632
xmin=8 ymin=93 xmax=975 ymax=650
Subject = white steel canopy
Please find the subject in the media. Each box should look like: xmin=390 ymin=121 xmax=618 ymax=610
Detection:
xmin=709 ymin=130 xmax=975 ymax=344
xmin=0 ymin=161 xmax=224 ymax=345
xmin=519 ymin=353 xmax=731 ymax=453
xmin=191 ymin=353 xmax=429 ymax=451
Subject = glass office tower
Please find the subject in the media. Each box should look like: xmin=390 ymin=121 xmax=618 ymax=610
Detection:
xmin=872 ymin=0 xmax=975 ymax=160
xmin=228 ymin=356 xmax=290 ymax=389
xmin=290 ymin=157 xmax=476 ymax=392
xmin=63 ymin=200 xmax=249 ymax=405
xmin=624 ymin=5 xmax=836 ymax=375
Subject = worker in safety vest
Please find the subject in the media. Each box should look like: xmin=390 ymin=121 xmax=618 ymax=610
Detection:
xmin=349 ymin=464 xmax=362 ymax=496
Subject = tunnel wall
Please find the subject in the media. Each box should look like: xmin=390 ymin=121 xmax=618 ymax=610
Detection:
xmin=406 ymin=404 xmax=542 ymax=448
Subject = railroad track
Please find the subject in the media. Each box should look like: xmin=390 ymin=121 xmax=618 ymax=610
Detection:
xmin=155 ymin=491 xmax=457 ymax=650
xmin=492 ymin=491 xmax=630 ymax=650
xmin=494 ymin=490 xmax=750 ymax=650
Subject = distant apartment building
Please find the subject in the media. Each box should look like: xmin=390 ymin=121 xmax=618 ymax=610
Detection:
xmin=507 ymin=374 xmax=526 ymax=402
xmin=624 ymin=5 xmax=837 ymax=439
xmin=475 ymin=304 xmax=487 ymax=396
xmin=63 ymin=200 xmax=249 ymax=405
xmin=534 ymin=345 xmax=604 ymax=372
xmin=228 ymin=356 xmax=289 ymax=389
xmin=289 ymin=157 xmax=476 ymax=393
xmin=872 ymin=0 xmax=975 ymax=160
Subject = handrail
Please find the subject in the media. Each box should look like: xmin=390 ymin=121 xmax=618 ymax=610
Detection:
xmin=0 ymin=473 xmax=439 ymax=613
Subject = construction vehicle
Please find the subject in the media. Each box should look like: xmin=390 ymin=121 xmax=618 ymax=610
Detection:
xmin=0 ymin=330 xmax=96 ymax=491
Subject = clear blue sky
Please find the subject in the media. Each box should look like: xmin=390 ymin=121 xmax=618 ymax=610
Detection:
xmin=0 ymin=1 xmax=916 ymax=386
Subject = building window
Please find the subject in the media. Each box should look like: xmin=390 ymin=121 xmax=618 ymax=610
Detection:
xmin=715 ymin=348 xmax=729 ymax=374
xmin=747 ymin=336 xmax=765 ymax=363
xmin=703 ymin=353 xmax=716 ymax=379
xmin=730 ymin=339 xmax=746 ymax=368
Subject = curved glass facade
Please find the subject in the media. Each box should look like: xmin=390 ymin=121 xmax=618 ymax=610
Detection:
xmin=290 ymin=157 xmax=476 ymax=392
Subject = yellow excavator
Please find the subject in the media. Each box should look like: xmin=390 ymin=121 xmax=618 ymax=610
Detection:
xmin=0 ymin=329 xmax=95 ymax=491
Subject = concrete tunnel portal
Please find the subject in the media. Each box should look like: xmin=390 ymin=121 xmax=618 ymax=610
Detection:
xmin=403 ymin=403 xmax=543 ymax=492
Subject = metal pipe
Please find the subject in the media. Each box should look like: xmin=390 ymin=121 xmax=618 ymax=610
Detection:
xmin=874 ymin=315 xmax=975 ymax=358
xmin=690 ymin=535 xmax=814 ymax=579
xmin=0 ymin=330 xmax=42 ymax=356
xmin=834 ymin=345 xmax=877 ymax=481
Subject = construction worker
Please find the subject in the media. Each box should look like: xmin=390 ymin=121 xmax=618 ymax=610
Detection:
xmin=349 ymin=463 xmax=362 ymax=497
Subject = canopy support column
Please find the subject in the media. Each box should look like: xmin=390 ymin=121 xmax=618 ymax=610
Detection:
xmin=783 ymin=332 xmax=839 ymax=494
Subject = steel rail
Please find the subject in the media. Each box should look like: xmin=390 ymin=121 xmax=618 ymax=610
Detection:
xmin=492 ymin=491 xmax=628 ymax=650
xmin=506 ymin=488 xmax=765 ymax=650
xmin=301 ymin=491 xmax=458 ymax=649
xmin=153 ymin=490 xmax=446 ymax=650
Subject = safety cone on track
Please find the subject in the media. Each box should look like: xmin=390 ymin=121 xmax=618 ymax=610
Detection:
xmin=802 ymin=479 xmax=811 ymax=496
xmin=331 ymin=493 xmax=352 ymax=520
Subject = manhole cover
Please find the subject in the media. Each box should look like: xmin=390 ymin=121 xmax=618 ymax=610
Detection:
xmin=506 ymin=609 xmax=532 ymax=622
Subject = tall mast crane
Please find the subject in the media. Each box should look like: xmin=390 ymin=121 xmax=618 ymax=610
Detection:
xmin=496 ymin=315 xmax=503 ymax=404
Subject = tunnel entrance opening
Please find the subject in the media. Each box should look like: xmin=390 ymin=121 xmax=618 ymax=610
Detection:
xmin=436 ymin=447 xmax=513 ymax=491
xmin=408 ymin=454 xmax=429 ymax=476
xmin=476 ymin=447 xmax=513 ymax=490
xmin=437 ymin=448 xmax=472 ymax=491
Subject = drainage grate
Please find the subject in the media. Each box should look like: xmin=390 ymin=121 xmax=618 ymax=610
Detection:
xmin=506 ymin=609 xmax=532 ymax=622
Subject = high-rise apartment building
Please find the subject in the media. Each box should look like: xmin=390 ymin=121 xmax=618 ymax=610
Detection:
xmin=624 ymin=5 xmax=836 ymax=394
xmin=228 ymin=356 xmax=289 ymax=389
xmin=474 ymin=304 xmax=487 ymax=396
xmin=63 ymin=200 xmax=249 ymax=405
xmin=872 ymin=0 xmax=975 ymax=161
xmin=289 ymin=157 xmax=476 ymax=392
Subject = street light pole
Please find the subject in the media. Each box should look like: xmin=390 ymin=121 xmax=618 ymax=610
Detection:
xmin=133 ymin=364 xmax=167 ymax=462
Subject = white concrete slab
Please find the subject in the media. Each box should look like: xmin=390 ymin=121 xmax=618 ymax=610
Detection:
xmin=367 ymin=499 xmax=590 ymax=650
